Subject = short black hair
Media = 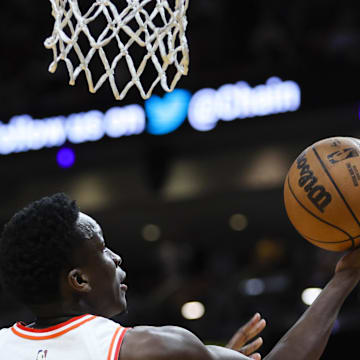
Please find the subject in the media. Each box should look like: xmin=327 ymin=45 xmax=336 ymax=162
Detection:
xmin=0 ymin=193 xmax=83 ymax=305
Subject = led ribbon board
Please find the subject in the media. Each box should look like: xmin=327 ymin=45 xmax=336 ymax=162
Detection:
xmin=0 ymin=77 xmax=300 ymax=155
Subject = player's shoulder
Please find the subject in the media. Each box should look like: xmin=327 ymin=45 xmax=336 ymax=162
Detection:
xmin=82 ymin=314 xmax=121 ymax=332
xmin=120 ymin=325 xmax=211 ymax=360
xmin=85 ymin=315 xmax=125 ymax=341
xmin=91 ymin=315 xmax=120 ymax=327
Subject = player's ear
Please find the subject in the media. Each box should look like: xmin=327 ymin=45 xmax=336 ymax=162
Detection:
xmin=68 ymin=269 xmax=91 ymax=292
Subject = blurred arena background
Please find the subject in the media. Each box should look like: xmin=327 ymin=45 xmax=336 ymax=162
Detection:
xmin=1 ymin=0 xmax=360 ymax=358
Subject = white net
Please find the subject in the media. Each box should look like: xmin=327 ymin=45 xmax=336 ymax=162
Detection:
xmin=44 ymin=0 xmax=190 ymax=100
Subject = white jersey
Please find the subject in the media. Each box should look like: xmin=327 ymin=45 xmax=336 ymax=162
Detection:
xmin=0 ymin=314 xmax=129 ymax=360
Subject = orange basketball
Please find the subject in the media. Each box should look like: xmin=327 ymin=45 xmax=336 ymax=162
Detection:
xmin=284 ymin=136 xmax=360 ymax=251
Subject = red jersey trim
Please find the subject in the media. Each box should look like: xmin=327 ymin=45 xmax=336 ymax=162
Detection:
xmin=113 ymin=328 xmax=129 ymax=360
xmin=107 ymin=326 xmax=129 ymax=360
xmin=16 ymin=314 xmax=89 ymax=333
xmin=11 ymin=315 xmax=96 ymax=340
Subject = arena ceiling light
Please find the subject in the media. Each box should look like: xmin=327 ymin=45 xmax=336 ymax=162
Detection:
xmin=301 ymin=288 xmax=322 ymax=306
xmin=181 ymin=301 xmax=205 ymax=320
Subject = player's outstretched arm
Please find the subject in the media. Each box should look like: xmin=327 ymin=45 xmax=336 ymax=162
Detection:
xmin=120 ymin=249 xmax=360 ymax=360
xmin=120 ymin=325 xmax=253 ymax=360
xmin=263 ymin=248 xmax=360 ymax=360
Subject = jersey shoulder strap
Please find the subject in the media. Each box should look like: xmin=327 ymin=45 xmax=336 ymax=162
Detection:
xmin=84 ymin=316 xmax=129 ymax=360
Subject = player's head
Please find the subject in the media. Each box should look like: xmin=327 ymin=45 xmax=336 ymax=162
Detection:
xmin=0 ymin=193 xmax=127 ymax=317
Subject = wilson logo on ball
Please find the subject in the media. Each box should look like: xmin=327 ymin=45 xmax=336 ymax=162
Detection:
xmin=296 ymin=153 xmax=332 ymax=213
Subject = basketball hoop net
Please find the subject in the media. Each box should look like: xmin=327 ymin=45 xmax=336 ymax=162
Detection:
xmin=44 ymin=0 xmax=190 ymax=100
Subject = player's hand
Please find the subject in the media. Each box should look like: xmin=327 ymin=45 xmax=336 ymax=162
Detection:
xmin=335 ymin=247 xmax=360 ymax=274
xmin=226 ymin=313 xmax=266 ymax=360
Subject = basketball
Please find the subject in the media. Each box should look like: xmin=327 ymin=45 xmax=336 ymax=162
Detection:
xmin=284 ymin=136 xmax=360 ymax=251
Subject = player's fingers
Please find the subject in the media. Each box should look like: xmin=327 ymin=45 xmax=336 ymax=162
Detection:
xmin=226 ymin=313 xmax=264 ymax=348
xmin=239 ymin=337 xmax=263 ymax=355
xmin=240 ymin=313 xmax=262 ymax=336
xmin=249 ymin=353 xmax=261 ymax=360
xmin=227 ymin=316 xmax=266 ymax=349
xmin=246 ymin=318 xmax=266 ymax=340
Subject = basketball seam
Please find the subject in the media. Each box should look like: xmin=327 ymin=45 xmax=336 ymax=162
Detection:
xmin=286 ymin=175 xmax=355 ymax=244
xmin=312 ymin=146 xmax=359 ymax=248
xmin=303 ymin=233 xmax=359 ymax=244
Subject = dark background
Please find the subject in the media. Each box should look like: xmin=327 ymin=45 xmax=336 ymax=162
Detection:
xmin=1 ymin=1 xmax=360 ymax=358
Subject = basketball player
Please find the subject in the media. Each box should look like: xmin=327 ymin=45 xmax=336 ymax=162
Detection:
xmin=0 ymin=193 xmax=360 ymax=360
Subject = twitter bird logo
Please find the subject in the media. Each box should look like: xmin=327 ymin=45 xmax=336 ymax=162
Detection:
xmin=145 ymin=89 xmax=192 ymax=135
